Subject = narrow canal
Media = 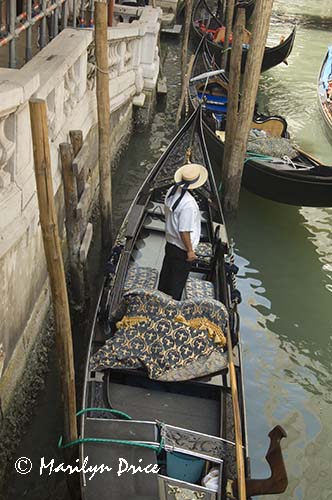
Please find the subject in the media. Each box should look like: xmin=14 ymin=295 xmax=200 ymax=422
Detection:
xmin=5 ymin=1 xmax=332 ymax=499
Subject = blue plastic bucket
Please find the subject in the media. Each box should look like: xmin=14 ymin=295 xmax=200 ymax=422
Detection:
xmin=166 ymin=451 xmax=205 ymax=483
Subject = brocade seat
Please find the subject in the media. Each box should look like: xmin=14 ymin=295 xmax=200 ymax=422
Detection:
xmin=124 ymin=263 xmax=159 ymax=291
xmin=185 ymin=277 xmax=215 ymax=300
xmin=90 ymin=288 xmax=228 ymax=381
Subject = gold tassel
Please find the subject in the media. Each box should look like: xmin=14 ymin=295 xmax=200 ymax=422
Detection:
xmin=116 ymin=316 xmax=148 ymax=329
xmin=175 ymin=315 xmax=227 ymax=347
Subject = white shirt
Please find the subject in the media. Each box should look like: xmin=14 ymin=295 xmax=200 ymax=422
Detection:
xmin=164 ymin=187 xmax=201 ymax=251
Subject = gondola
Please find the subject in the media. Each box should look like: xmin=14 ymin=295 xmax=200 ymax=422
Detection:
xmin=192 ymin=0 xmax=296 ymax=73
xmin=189 ymin=46 xmax=332 ymax=207
xmin=72 ymin=108 xmax=288 ymax=500
xmin=318 ymin=46 xmax=332 ymax=139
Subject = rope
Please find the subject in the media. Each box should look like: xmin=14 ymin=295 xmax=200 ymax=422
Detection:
xmin=58 ymin=407 xmax=165 ymax=453
xmin=58 ymin=435 xmax=164 ymax=453
xmin=76 ymin=407 xmax=132 ymax=420
xmin=95 ymin=65 xmax=109 ymax=75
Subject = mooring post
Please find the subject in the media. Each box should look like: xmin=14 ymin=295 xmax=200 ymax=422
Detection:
xmin=175 ymin=0 xmax=193 ymax=126
xmin=176 ymin=54 xmax=195 ymax=127
xmin=221 ymin=0 xmax=235 ymax=70
xmin=60 ymin=142 xmax=85 ymax=306
xmin=29 ymin=99 xmax=78 ymax=447
xmin=223 ymin=0 xmax=274 ymax=212
xmin=107 ymin=0 xmax=114 ymax=26
xmin=95 ymin=0 xmax=113 ymax=248
xmin=69 ymin=130 xmax=85 ymax=198
xmin=222 ymin=8 xmax=245 ymax=189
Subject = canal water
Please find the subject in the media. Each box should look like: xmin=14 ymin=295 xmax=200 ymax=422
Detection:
xmin=5 ymin=1 xmax=332 ymax=499
xmin=237 ymin=3 xmax=332 ymax=499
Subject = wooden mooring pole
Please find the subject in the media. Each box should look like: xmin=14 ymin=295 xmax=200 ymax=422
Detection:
xmin=107 ymin=0 xmax=114 ymax=27
xmin=95 ymin=0 xmax=113 ymax=249
xmin=221 ymin=8 xmax=245 ymax=188
xmin=176 ymin=0 xmax=193 ymax=127
xmin=59 ymin=142 xmax=85 ymax=305
xmin=223 ymin=0 xmax=274 ymax=212
xmin=29 ymin=99 xmax=78 ymax=445
xmin=221 ymin=0 xmax=235 ymax=70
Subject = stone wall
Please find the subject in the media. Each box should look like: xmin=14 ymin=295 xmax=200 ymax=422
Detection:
xmin=0 ymin=7 xmax=160 ymax=412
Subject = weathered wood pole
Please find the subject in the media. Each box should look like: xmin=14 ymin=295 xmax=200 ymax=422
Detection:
xmin=221 ymin=8 xmax=245 ymax=188
xmin=223 ymin=0 xmax=274 ymax=212
xmin=107 ymin=0 xmax=114 ymax=27
xmin=29 ymin=99 xmax=77 ymax=445
xmin=95 ymin=0 xmax=113 ymax=248
xmin=59 ymin=143 xmax=85 ymax=305
xmin=176 ymin=54 xmax=195 ymax=127
xmin=176 ymin=0 xmax=193 ymax=126
xmin=69 ymin=130 xmax=85 ymax=197
xmin=221 ymin=0 xmax=235 ymax=70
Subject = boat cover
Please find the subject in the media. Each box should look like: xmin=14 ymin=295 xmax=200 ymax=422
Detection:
xmin=248 ymin=133 xmax=298 ymax=159
xmin=90 ymin=288 xmax=228 ymax=381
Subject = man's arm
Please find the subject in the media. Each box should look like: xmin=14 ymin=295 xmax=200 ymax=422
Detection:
xmin=180 ymin=232 xmax=197 ymax=262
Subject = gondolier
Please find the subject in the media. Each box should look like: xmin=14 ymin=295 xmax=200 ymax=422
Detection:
xmin=158 ymin=163 xmax=208 ymax=300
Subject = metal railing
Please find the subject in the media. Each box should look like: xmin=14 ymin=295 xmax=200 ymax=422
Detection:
xmin=0 ymin=0 xmax=95 ymax=68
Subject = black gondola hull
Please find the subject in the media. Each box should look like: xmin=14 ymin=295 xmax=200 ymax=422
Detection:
xmin=192 ymin=0 xmax=296 ymax=73
xmin=204 ymin=124 xmax=332 ymax=207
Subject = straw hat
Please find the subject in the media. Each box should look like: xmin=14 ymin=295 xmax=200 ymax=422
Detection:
xmin=174 ymin=163 xmax=208 ymax=190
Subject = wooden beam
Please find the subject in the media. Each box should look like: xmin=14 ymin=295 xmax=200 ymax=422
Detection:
xmin=29 ymin=99 xmax=77 ymax=445
xmin=69 ymin=130 xmax=83 ymax=158
xmin=222 ymin=8 xmax=245 ymax=189
xmin=80 ymin=222 xmax=93 ymax=263
xmin=59 ymin=142 xmax=85 ymax=305
xmin=223 ymin=0 xmax=274 ymax=212
xmin=176 ymin=54 xmax=195 ymax=127
xmin=95 ymin=0 xmax=113 ymax=248
xmin=69 ymin=130 xmax=85 ymax=197
xmin=107 ymin=0 xmax=114 ymax=27
xmin=176 ymin=0 xmax=193 ymax=127
xmin=221 ymin=0 xmax=235 ymax=69
xmin=76 ymin=182 xmax=91 ymax=222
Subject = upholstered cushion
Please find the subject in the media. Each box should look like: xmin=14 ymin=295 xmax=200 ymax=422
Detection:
xmin=90 ymin=288 xmax=228 ymax=381
xmin=195 ymin=242 xmax=213 ymax=266
xmin=185 ymin=277 xmax=215 ymax=300
xmin=124 ymin=264 xmax=159 ymax=291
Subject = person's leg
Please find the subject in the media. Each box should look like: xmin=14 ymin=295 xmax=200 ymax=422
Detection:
xmin=158 ymin=243 xmax=172 ymax=295
xmin=166 ymin=244 xmax=191 ymax=300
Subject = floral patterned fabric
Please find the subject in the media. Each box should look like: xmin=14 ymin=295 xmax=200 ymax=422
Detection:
xmin=185 ymin=277 xmax=215 ymax=300
xmin=124 ymin=264 xmax=159 ymax=291
xmin=195 ymin=242 xmax=213 ymax=266
xmin=90 ymin=288 xmax=228 ymax=381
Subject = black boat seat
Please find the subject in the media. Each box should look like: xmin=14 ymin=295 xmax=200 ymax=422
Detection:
xmin=124 ymin=263 xmax=159 ymax=291
xmin=185 ymin=277 xmax=215 ymax=300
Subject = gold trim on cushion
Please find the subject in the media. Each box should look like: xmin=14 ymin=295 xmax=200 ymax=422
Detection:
xmin=116 ymin=316 xmax=148 ymax=329
xmin=175 ymin=315 xmax=227 ymax=347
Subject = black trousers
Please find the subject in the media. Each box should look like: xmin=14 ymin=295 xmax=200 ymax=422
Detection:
xmin=158 ymin=242 xmax=191 ymax=300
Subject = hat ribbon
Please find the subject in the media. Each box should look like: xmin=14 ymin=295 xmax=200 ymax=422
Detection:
xmin=167 ymin=174 xmax=200 ymax=212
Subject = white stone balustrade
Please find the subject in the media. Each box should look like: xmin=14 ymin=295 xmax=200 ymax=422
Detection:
xmin=0 ymin=6 xmax=161 ymax=247
xmin=0 ymin=6 xmax=161 ymax=408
